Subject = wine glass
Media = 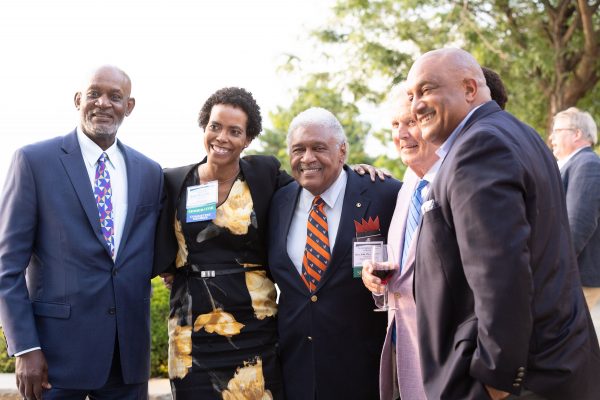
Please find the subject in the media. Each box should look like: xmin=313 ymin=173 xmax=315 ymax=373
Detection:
xmin=371 ymin=244 xmax=398 ymax=312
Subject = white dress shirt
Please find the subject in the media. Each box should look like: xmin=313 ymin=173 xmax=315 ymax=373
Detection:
xmin=557 ymin=146 xmax=588 ymax=170
xmin=77 ymin=127 xmax=128 ymax=258
xmin=287 ymin=169 xmax=348 ymax=275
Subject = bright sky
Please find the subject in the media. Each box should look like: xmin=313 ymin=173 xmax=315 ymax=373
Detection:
xmin=0 ymin=0 xmax=335 ymax=192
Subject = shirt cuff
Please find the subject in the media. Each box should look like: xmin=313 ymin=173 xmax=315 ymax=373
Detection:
xmin=14 ymin=347 xmax=41 ymax=357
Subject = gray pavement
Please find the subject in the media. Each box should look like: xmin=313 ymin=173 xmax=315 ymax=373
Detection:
xmin=0 ymin=374 xmax=171 ymax=400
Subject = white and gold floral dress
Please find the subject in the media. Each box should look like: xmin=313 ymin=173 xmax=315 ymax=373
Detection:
xmin=168 ymin=167 xmax=282 ymax=399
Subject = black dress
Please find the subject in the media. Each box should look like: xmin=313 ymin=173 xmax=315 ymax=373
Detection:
xmin=167 ymin=162 xmax=287 ymax=400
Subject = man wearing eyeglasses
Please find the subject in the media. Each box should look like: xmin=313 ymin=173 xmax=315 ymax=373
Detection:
xmin=550 ymin=107 xmax=600 ymax=311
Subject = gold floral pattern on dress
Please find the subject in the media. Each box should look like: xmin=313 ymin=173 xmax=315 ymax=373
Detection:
xmin=168 ymin=317 xmax=192 ymax=379
xmin=245 ymin=271 xmax=277 ymax=320
xmin=173 ymin=215 xmax=188 ymax=268
xmin=213 ymin=180 xmax=253 ymax=235
xmin=193 ymin=308 xmax=244 ymax=337
xmin=222 ymin=357 xmax=273 ymax=400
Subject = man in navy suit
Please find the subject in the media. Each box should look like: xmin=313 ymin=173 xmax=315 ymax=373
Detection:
xmin=0 ymin=65 xmax=163 ymax=399
xmin=268 ymin=107 xmax=400 ymax=400
xmin=550 ymin=107 xmax=600 ymax=311
xmin=406 ymin=48 xmax=600 ymax=400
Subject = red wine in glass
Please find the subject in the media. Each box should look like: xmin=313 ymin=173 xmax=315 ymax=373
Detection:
xmin=372 ymin=244 xmax=398 ymax=312
xmin=372 ymin=268 xmax=394 ymax=283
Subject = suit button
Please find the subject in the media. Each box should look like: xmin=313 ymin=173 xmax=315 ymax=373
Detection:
xmin=517 ymin=372 xmax=525 ymax=378
xmin=512 ymin=383 xmax=520 ymax=388
xmin=307 ymin=336 xmax=313 ymax=341
xmin=517 ymin=367 xmax=526 ymax=372
xmin=311 ymin=295 xmax=318 ymax=302
xmin=108 ymin=307 xmax=116 ymax=315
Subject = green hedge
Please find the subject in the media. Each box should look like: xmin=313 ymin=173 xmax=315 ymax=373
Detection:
xmin=0 ymin=276 xmax=170 ymax=377
xmin=150 ymin=276 xmax=170 ymax=377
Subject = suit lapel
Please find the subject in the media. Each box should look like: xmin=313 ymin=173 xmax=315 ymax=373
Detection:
xmin=390 ymin=171 xmax=418 ymax=281
xmin=277 ymin=183 xmax=306 ymax=291
xmin=59 ymin=131 xmax=109 ymax=254
xmin=116 ymin=142 xmax=140 ymax=262
xmin=316 ymin=168 xmax=369 ymax=292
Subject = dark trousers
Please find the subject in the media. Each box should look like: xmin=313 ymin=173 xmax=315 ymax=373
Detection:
xmin=42 ymin=341 xmax=148 ymax=400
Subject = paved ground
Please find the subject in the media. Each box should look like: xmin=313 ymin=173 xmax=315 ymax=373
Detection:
xmin=0 ymin=303 xmax=597 ymax=399
xmin=0 ymin=373 xmax=171 ymax=399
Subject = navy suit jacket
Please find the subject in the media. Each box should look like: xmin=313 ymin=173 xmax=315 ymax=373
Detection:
xmin=268 ymin=166 xmax=400 ymax=400
xmin=560 ymin=147 xmax=600 ymax=287
xmin=0 ymin=130 xmax=163 ymax=389
xmin=415 ymin=102 xmax=600 ymax=400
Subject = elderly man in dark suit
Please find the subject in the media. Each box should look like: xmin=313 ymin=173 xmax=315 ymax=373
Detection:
xmin=406 ymin=48 xmax=600 ymax=400
xmin=0 ymin=65 xmax=163 ymax=400
xmin=550 ymin=107 xmax=600 ymax=311
xmin=268 ymin=107 xmax=401 ymax=400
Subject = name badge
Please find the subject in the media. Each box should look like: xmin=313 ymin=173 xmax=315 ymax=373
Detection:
xmin=352 ymin=240 xmax=384 ymax=278
xmin=186 ymin=181 xmax=218 ymax=223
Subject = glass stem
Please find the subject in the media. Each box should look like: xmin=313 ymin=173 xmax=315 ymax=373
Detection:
xmin=383 ymin=285 xmax=388 ymax=310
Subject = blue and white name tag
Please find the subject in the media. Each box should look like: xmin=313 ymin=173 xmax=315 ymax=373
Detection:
xmin=186 ymin=181 xmax=218 ymax=223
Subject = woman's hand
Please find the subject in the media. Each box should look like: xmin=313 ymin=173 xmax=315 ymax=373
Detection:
xmin=160 ymin=273 xmax=174 ymax=290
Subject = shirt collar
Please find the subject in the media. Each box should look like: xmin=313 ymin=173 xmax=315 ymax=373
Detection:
xmin=77 ymin=126 xmax=119 ymax=168
xmin=422 ymin=157 xmax=442 ymax=185
xmin=557 ymin=146 xmax=589 ymax=169
xmin=300 ymin=168 xmax=347 ymax=210
xmin=436 ymin=103 xmax=486 ymax=161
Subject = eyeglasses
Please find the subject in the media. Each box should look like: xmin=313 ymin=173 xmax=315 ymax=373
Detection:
xmin=551 ymin=128 xmax=577 ymax=135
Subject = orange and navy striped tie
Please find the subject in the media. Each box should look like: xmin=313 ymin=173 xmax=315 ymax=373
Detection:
xmin=301 ymin=196 xmax=331 ymax=292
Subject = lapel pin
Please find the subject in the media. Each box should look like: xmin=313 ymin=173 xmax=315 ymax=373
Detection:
xmin=356 ymin=202 xmax=362 ymax=208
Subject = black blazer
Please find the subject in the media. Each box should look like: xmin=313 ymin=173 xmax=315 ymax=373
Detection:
xmin=153 ymin=155 xmax=292 ymax=275
xmin=268 ymin=166 xmax=401 ymax=400
xmin=415 ymin=101 xmax=600 ymax=400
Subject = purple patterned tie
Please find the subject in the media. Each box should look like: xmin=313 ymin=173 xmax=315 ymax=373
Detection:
xmin=94 ymin=152 xmax=114 ymax=257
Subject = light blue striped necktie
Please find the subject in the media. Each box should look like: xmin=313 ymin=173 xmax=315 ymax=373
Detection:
xmin=400 ymin=179 xmax=428 ymax=270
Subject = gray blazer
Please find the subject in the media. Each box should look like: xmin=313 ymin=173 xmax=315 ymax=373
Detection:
xmin=560 ymin=147 xmax=600 ymax=287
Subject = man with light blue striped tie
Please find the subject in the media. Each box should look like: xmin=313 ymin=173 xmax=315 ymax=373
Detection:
xmin=362 ymin=84 xmax=440 ymax=400
xmin=400 ymin=178 xmax=428 ymax=270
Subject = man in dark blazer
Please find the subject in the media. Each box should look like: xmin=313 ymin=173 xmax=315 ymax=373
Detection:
xmin=406 ymin=48 xmax=600 ymax=400
xmin=550 ymin=107 xmax=600 ymax=312
xmin=268 ymin=107 xmax=401 ymax=400
xmin=0 ymin=65 xmax=163 ymax=399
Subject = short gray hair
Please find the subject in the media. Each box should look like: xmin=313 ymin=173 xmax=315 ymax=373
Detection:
xmin=287 ymin=107 xmax=348 ymax=153
xmin=553 ymin=107 xmax=598 ymax=145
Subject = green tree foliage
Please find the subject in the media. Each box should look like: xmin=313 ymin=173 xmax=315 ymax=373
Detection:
xmin=150 ymin=276 xmax=170 ymax=377
xmin=252 ymin=73 xmax=375 ymax=171
xmin=310 ymin=0 xmax=599 ymax=136
xmin=0 ymin=328 xmax=15 ymax=372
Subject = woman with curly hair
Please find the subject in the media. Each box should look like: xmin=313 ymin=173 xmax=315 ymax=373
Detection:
xmin=154 ymin=87 xmax=292 ymax=399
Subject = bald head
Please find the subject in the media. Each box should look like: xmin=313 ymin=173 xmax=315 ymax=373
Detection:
xmin=406 ymin=48 xmax=491 ymax=145
xmin=80 ymin=65 xmax=132 ymax=96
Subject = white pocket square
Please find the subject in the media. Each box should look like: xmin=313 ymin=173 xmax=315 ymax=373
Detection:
xmin=421 ymin=199 xmax=438 ymax=213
